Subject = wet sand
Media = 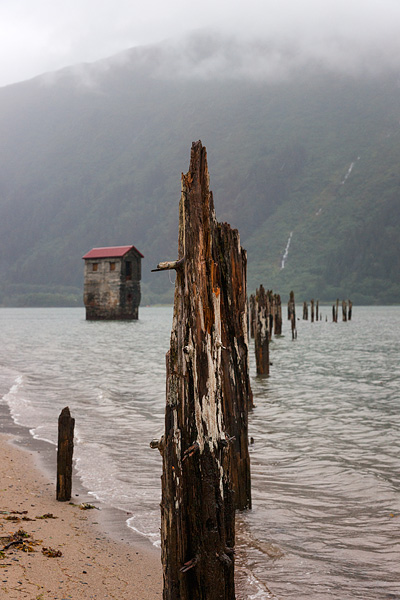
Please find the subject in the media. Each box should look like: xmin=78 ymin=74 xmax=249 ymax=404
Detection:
xmin=0 ymin=408 xmax=162 ymax=599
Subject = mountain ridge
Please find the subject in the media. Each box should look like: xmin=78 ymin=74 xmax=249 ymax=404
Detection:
xmin=1 ymin=40 xmax=399 ymax=306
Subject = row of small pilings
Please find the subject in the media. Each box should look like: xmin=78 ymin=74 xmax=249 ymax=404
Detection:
xmin=249 ymin=289 xmax=354 ymax=375
xmin=303 ymin=298 xmax=353 ymax=322
xmin=249 ymin=285 xmax=283 ymax=376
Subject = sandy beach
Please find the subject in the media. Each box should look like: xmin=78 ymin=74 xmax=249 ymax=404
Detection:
xmin=0 ymin=427 xmax=162 ymax=599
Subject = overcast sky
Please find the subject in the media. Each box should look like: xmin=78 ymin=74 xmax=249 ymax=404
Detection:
xmin=1 ymin=0 xmax=400 ymax=87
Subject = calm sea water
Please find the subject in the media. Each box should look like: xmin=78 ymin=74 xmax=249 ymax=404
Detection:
xmin=0 ymin=306 xmax=399 ymax=599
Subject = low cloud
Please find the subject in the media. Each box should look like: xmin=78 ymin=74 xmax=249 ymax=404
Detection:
xmin=3 ymin=0 xmax=400 ymax=87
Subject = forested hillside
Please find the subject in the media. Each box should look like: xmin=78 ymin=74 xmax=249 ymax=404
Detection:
xmin=0 ymin=42 xmax=399 ymax=306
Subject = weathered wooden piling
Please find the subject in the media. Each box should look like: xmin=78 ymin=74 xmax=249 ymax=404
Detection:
xmin=156 ymin=141 xmax=252 ymax=600
xmin=56 ymin=407 xmax=75 ymax=502
xmin=249 ymin=294 xmax=256 ymax=339
xmin=348 ymin=300 xmax=353 ymax=321
xmin=332 ymin=299 xmax=340 ymax=323
xmin=288 ymin=290 xmax=297 ymax=340
xmin=267 ymin=290 xmax=274 ymax=340
xmin=342 ymin=300 xmax=347 ymax=322
xmin=274 ymin=294 xmax=282 ymax=335
xmin=216 ymin=220 xmax=253 ymax=508
xmin=303 ymin=301 xmax=308 ymax=320
xmin=254 ymin=285 xmax=270 ymax=375
xmin=316 ymin=300 xmax=319 ymax=321
xmin=311 ymin=299 xmax=315 ymax=323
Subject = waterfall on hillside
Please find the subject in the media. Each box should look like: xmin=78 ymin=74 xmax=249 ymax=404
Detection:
xmin=281 ymin=232 xmax=293 ymax=269
xmin=341 ymin=156 xmax=360 ymax=184
xmin=341 ymin=162 xmax=354 ymax=184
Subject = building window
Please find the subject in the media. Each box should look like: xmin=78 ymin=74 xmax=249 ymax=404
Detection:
xmin=92 ymin=263 xmax=98 ymax=272
xmin=110 ymin=262 xmax=116 ymax=271
xmin=125 ymin=261 xmax=132 ymax=280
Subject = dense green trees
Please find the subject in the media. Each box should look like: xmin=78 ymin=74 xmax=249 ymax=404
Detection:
xmin=0 ymin=52 xmax=399 ymax=306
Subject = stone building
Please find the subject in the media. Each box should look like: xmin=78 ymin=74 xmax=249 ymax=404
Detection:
xmin=82 ymin=245 xmax=143 ymax=320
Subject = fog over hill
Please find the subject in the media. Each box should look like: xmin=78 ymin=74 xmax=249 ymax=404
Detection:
xmin=1 ymin=36 xmax=400 ymax=306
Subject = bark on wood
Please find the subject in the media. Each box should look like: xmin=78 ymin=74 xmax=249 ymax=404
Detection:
xmin=56 ymin=407 xmax=75 ymax=502
xmin=254 ymin=285 xmax=270 ymax=376
xmin=160 ymin=141 xmax=252 ymax=600
xmin=216 ymin=221 xmax=253 ymax=508
xmin=249 ymin=294 xmax=256 ymax=339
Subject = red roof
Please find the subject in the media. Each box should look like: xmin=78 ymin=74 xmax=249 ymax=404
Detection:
xmin=82 ymin=245 xmax=144 ymax=259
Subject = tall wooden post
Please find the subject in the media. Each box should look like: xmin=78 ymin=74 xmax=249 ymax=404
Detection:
xmin=348 ymin=300 xmax=353 ymax=321
xmin=267 ymin=290 xmax=273 ymax=339
xmin=216 ymin=221 xmax=253 ymax=508
xmin=274 ymin=294 xmax=282 ymax=335
xmin=342 ymin=300 xmax=347 ymax=322
xmin=311 ymin=299 xmax=315 ymax=323
xmin=254 ymin=285 xmax=269 ymax=375
xmin=56 ymin=407 xmax=75 ymax=502
xmin=303 ymin=301 xmax=308 ymax=320
xmin=249 ymin=294 xmax=256 ymax=339
xmin=316 ymin=300 xmax=319 ymax=321
xmin=158 ymin=141 xmax=251 ymax=600
xmin=288 ymin=291 xmax=297 ymax=340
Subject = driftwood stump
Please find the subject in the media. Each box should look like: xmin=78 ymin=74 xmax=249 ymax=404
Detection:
xmin=159 ymin=141 xmax=252 ymax=600
xmin=56 ymin=407 xmax=75 ymax=501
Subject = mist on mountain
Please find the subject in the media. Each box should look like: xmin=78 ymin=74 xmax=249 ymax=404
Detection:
xmin=1 ymin=35 xmax=399 ymax=306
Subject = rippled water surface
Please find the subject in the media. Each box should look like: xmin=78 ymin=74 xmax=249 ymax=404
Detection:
xmin=0 ymin=306 xmax=399 ymax=599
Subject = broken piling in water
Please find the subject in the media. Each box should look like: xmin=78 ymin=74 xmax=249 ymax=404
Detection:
xmin=154 ymin=141 xmax=252 ymax=599
xmin=254 ymin=285 xmax=270 ymax=376
xmin=288 ymin=290 xmax=297 ymax=340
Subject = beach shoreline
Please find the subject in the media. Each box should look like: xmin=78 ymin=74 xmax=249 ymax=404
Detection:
xmin=0 ymin=403 xmax=162 ymax=599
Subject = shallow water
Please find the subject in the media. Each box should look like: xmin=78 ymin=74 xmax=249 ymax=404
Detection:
xmin=0 ymin=306 xmax=399 ymax=599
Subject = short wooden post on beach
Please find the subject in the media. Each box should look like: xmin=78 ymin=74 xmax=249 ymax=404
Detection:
xmin=56 ymin=406 xmax=75 ymax=502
